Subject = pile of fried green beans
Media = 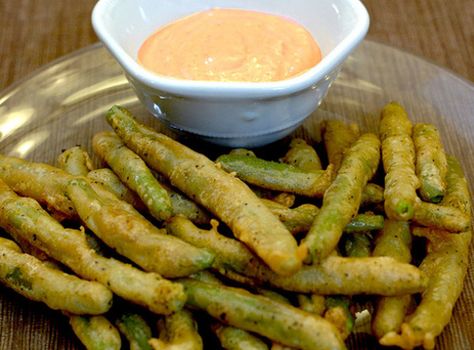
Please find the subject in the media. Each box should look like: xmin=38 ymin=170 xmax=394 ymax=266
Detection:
xmin=0 ymin=102 xmax=470 ymax=350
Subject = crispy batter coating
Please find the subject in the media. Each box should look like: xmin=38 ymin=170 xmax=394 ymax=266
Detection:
xmin=150 ymin=310 xmax=203 ymax=350
xmin=302 ymin=133 xmax=380 ymax=263
xmin=413 ymin=123 xmax=448 ymax=203
xmin=115 ymin=312 xmax=153 ymax=350
xmin=0 ymin=237 xmax=112 ymax=315
xmin=213 ymin=324 xmax=268 ymax=350
xmin=106 ymin=105 xmax=303 ymax=276
xmin=380 ymin=102 xmax=419 ymax=220
xmin=57 ymin=146 xmax=94 ymax=176
xmin=70 ymin=315 xmax=122 ymax=350
xmin=372 ymin=220 xmax=413 ymax=340
xmin=66 ymin=178 xmax=215 ymax=278
xmin=380 ymin=156 xmax=472 ymax=349
xmin=412 ymin=198 xmax=470 ymax=233
xmin=216 ymin=153 xmax=333 ymax=197
xmin=0 ymin=180 xmax=185 ymax=315
xmin=322 ymin=120 xmax=360 ymax=172
xmin=93 ymin=131 xmax=173 ymax=221
xmin=280 ymin=138 xmax=322 ymax=171
xmin=167 ymin=216 xmax=427 ymax=296
xmin=179 ymin=278 xmax=346 ymax=350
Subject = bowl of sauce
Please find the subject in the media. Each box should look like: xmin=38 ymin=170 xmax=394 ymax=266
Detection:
xmin=92 ymin=0 xmax=369 ymax=147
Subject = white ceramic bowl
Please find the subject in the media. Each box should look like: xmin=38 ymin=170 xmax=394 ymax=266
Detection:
xmin=92 ymin=0 xmax=369 ymax=147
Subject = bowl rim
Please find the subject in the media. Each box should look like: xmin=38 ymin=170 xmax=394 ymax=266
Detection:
xmin=92 ymin=0 xmax=369 ymax=99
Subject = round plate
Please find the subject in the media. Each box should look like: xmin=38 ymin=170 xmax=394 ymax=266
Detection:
xmin=0 ymin=40 xmax=473 ymax=349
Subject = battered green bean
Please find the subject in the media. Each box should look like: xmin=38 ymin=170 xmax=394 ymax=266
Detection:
xmin=70 ymin=315 xmax=122 ymax=350
xmin=150 ymin=310 xmax=203 ymax=350
xmin=380 ymin=102 xmax=419 ymax=220
xmin=179 ymin=278 xmax=346 ymax=350
xmin=413 ymin=123 xmax=448 ymax=203
xmin=280 ymin=138 xmax=322 ymax=171
xmin=0 ymin=237 xmax=112 ymax=315
xmin=412 ymin=198 xmax=470 ymax=232
xmin=213 ymin=324 xmax=269 ymax=350
xmin=344 ymin=213 xmax=384 ymax=233
xmin=216 ymin=153 xmax=333 ymax=198
xmin=93 ymin=131 xmax=172 ymax=221
xmin=87 ymin=168 xmax=147 ymax=211
xmin=263 ymin=199 xmax=383 ymax=235
xmin=372 ymin=220 xmax=413 ymax=340
xmin=57 ymin=146 xmax=94 ymax=176
xmin=297 ymin=294 xmax=326 ymax=316
xmin=261 ymin=199 xmax=319 ymax=234
xmin=361 ymin=183 xmax=384 ymax=206
xmin=0 ymin=154 xmax=142 ymax=220
xmin=0 ymin=180 xmax=185 ymax=315
xmin=88 ymin=168 xmax=210 ymax=224
xmin=167 ymin=216 xmax=427 ymax=296
xmin=302 ymin=133 xmax=380 ymax=263
xmin=106 ymin=105 xmax=303 ymax=276
xmin=342 ymin=232 xmax=371 ymax=257
xmin=322 ymin=119 xmax=360 ymax=172
xmin=163 ymin=182 xmax=211 ymax=225
xmin=116 ymin=313 xmax=153 ymax=350
xmin=66 ymin=177 xmax=214 ymax=278
xmin=380 ymin=156 xmax=472 ymax=349
xmin=0 ymin=154 xmax=77 ymax=219
xmin=324 ymin=297 xmax=354 ymax=340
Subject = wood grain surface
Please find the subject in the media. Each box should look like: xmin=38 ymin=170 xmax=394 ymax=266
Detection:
xmin=0 ymin=0 xmax=472 ymax=91
xmin=0 ymin=1 xmax=473 ymax=350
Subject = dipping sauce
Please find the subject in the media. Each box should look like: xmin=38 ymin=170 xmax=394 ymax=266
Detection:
xmin=138 ymin=8 xmax=322 ymax=82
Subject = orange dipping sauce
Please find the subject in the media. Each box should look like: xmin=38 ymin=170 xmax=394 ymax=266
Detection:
xmin=138 ymin=8 xmax=322 ymax=82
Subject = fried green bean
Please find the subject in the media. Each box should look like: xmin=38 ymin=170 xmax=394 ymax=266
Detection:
xmin=70 ymin=315 xmax=122 ymax=350
xmin=302 ymin=133 xmax=380 ymax=263
xmin=261 ymin=199 xmax=319 ymax=234
xmin=412 ymin=198 xmax=470 ymax=232
xmin=213 ymin=324 xmax=269 ymax=350
xmin=116 ymin=313 xmax=153 ymax=350
xmin=321 ymin=119 xmax=360 ymax=172
xmin=342 ymin=232 xmax=371 ymax=258
xmin=67 ymin=178 xmax=214 ymax=277
xmin=0 ymin=237 xmax=112 ymax=315
xmin=280 ymin=138 xmax=322 ymax=171
xmin=297 ymin=294 xmax=326 ymax=316
xmin=380 ymin=102 xmax=419 ymax=220
xmin=93 ymin=131 xmax=173 ymax=221
xmin=106 ymin=105 xmax=303 ymax=276
xmin=150 ymin=310 xmax=203 ymax=350
xmin=88 ymin=168 xmax=210 ymax=224
xmin=344 ymin=213 xmax=384 ymax=233
xmin=57 ymin=146 xmax=94 ymax=177
xmin=179 ymin=278 xmax=346 ymax=350
xmin=216 ymin=153 xmax=333 ymax=198
xmin=442 ymin=155 xmax=471 ymax=214
xmin=413 ymin=123 xmax=448 ymax=203
xmin=0 ymin=154 xmax=77 ymax=219
xmin=162 ymin=182 xmax=211 ymax=225
xmin=87 ymin=168 xmax=147 ymax=211
xmin=324 ymin=297 xmax=354 ymax=340
xmin=0 ymin=180 xmax=185 ymax=315
xmin=0 ymin=154 xmax=142 ymax=220
xmin=361 ymin=183 xmax=384 ymax=206
xmin=372 ymin=220 xmax=413 ymax=340
xmin=263 ymin=199 xmax=383 ymax=235
xmin=380 ymin=156 xmax=472 ymax=350
xmin=167 ymin=216 xmax=427 ymax=296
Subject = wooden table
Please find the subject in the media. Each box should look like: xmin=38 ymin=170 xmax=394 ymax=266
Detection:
xmin=0 ymin=0 xmax=472 ymax=91
xmin=0 ymin=1 xmax=473 ymax=349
